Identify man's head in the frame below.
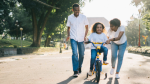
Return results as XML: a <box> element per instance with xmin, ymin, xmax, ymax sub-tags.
<box><xmin>72</xmin><ymin>3</ymin><xmax>80</xmax><ymax>17</ymax></box>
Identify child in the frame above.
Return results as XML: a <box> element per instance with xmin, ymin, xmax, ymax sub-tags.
<box><xmin>87</xmin><ymin>22</ymin><xmax>108</xmax><ymax>76</ymax></box>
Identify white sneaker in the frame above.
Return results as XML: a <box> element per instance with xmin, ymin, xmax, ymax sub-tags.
<box><xmin>115</xmin><ymin>74</ymin><xmax>120</xmax><ymax>79</ymax></box>
<box><xmin>73</xmin><ymin>74</ymin><xmax>78</xmax><ymax>77</ymax></box>
<box><xmin>110</xmin><ymin>68</ymin><xmax>115</xmax><ymax>75</ymax></box>
<box><xmin>88</xmin><ymin>71</ymin><xmax>92</xmax><ymax>76</ymax></box>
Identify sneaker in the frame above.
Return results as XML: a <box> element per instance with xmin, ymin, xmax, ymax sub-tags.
<box><xmin>103</xmin><ymin>61</ymin><xmax>109</xmax><ymax>65</ymax></box>
<box><xmin>73</xmin><ymin>71</ymin><xmax>78</xmax><ymax>77</ymax></box>
<box><xmin>79</xmin><ymin>68</ymin><xmax>81</xmax><ymax>74</ymax></box>
<box><xmin>115</xmin><ymin>74</ymin><xmax>120</xmax><ymax>79</ymax></box>
<box><xmin>88</xmin><ymin>71</ymin><xmax>92</xmax><ymax>76</ymax></box>
<box><xmin>110</xmin><ymin>68</ymin><xmax>115</xmax><ymax>75</ymax></box>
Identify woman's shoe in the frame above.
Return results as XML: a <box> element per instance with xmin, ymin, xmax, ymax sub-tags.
<box><xmin>110</xmin><ymin>68</ymin><xmax>115</xmax><ymax>75</ymax></box>
<box><xmin>115</xmin><ymin>74</ymin><xmax>120</xmax><ymax>79</ymax></box>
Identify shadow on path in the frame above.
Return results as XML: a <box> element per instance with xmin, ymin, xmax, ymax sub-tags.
<box><xmin>57</xmin><ymin>76</ymin><xmax>76</xmax><ymax>84</ymax></box>
<box><xmin>83</xmin><ymin>78</ymin><xmax>98</xmax><ymax>84</ymax></box>
<box><xmin>107</xmin><ymin>77</ymin><xmax>119</xmax><ymax>84</ymax></box>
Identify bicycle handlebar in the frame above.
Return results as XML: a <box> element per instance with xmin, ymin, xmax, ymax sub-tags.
<box><xmin>85</xmin><ymin>40</ymin><xmax>111</xmax><ymax>48</ymax></box>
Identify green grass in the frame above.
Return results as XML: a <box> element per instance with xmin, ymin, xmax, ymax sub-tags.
<box><xmin>0</xmin><ymin>39</ymin><xmax>32</xmax><ymax>48</ymax></box>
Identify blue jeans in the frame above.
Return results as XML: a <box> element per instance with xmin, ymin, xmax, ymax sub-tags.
<box><xmin>90</xmin><ymin>46</ymin><xmax>108</xmax><ymax>70</ymax></box>
<box><xmin>111</xmin><ymin>41</ymin><xmax>127</xmax><ymax>72</ymax></box>
<box><xmin>70</xmin><ymin>39</ymin><xmax>85</xmax><ymax>71</ymax></box>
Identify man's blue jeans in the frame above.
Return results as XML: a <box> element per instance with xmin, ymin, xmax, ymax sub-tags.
<box><xmin>111</xmin><ymin>41</ymin><xmax>127</xmax><ymax>72</ymax></box>
<box><xmin>70</xmin><ymin>39</ymin><xmax>85</xmax><ymax>71</ymax></box>
<box><xmin>90</xmin><ymin>46</ymin><xmax>108</xmax><ymax>70</ymax></box>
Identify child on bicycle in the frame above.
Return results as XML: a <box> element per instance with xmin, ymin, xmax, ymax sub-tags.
<box><xmin>86</xmin><ymin>22</ymin><xmax>109</xmax><ymax>76</ymax></box>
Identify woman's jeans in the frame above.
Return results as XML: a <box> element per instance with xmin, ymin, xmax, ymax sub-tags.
<box><xmin>90</xmin><ymin>46</ymin><xmax>108</xmax><ymax>70</ymax></box>
<box><xmin>70</xmin><ymin>39</ymin><xmax>85</xmax><ymax>71</ymax></box>
<box><xmin>111</xmin><ymin>41</ymin><xmax>127</xmax><ymax>72</ymax></box>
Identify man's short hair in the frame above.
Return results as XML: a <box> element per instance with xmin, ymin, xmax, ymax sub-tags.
<box><xmin>73</xmin><ymin>3</ymin><xmax>79</xmax><ymax>9</ymax></box>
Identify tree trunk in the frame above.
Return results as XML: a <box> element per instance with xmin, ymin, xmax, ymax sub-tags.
<box><xmin>37</xmin><ymin>2</ymin><xmax>57</xmax><ymax>47</ymax></box>
<box><xmin>44</xmin><ymin>34</ymin><xmax>51</xmax><ymax>47</ymax></box>
<box><xmin>30</xmin><ymin>9</ymin><xmax>38</xmax><ymax>47</ymax></box>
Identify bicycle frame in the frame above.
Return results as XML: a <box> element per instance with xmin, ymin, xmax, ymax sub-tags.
<box><xmin>86</xmin><ymin>41</ymin><xmax>106</xmax><ymax>73</ymax></box>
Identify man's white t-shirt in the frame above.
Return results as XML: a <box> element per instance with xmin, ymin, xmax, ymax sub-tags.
<box><xmin>88</xmin><ymin>32</ymin><xmax>108</xmax><ymax>49</ymax></box>
<box><xmin>66</xmin><ymin>13</ymin><xmax>89</xmax><ymax>42</ymax></box>
<box><xmin>107</xmin><ymin>26</ymin><xmax>127</xmax><ymax>44</ymax></box>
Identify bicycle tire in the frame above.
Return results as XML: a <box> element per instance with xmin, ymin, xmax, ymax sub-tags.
<box><xmin>96</xmin><ymin>61</ymin><xmax>101</xmax><ymax>83</ymax></box>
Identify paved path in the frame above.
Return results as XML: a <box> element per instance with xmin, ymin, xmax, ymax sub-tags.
<box><xmin>0</xmin><ymin>49</ymin><xmax>150</xmax><ymax>84</ymax></box>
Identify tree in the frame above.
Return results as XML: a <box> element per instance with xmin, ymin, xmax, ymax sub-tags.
<box><xmin>17</xmin><ymin>0</ymin><xmax>80</xmax><ymax>47</ymax></box>
<box><xmin>18</xmin><ymin>0</ymin><xmax>92</xmax><ymax>47</ymax></box>
<box><xmin>0</xmin><ymin>0</ymin><xmax>17</xmax><ymax>34</ymax></box>
<box><xmin>7</xmin><ymin>4</ymin><xmax>32</xmax><ymax>39</ymax></box>
<box><xmin>132</xmin><ymin>0</ymin><xmax>150</xmax><ymax>31</ymax></box>
<box><xmin>126</xmin><ymin>18</ymin><xmax>149</xmax><ymax>46</ymax></box>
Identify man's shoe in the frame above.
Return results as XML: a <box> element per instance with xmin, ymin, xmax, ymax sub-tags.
<box><xmin>79</xmin><ymin>68</ymin><xmax>81</xmax><ymax>74</ymax></box>
<box><xmin>73</xmin><ymin>71</ymin><xmax>78</xmax><ymax>77</ymax></box>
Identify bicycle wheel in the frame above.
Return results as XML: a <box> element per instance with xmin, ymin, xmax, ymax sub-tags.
<box><xmin>96</xmin><ymin>61</ymin><xmax>101</xmax><ymax>83</ymax></box>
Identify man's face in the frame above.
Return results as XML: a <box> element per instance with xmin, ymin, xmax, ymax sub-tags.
<box><xmin>73</xmin><ymin>7</ymin><xmax>80</xmax><ymax>16</ymax></box>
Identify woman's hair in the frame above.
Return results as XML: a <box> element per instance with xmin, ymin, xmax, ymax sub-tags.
<box><xmin>110</xmin><ymin>18</ymin><xmax>121</xmax><ymax>27</ymax></box>
<box><xmin>91</xmin><ymin>22</ymin><xmax>107</xmax><ymax>35</ymax></box>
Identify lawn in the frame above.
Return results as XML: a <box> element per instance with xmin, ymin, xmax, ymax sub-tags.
<box><xmin>0</xmin><ymin>39</ymin><xmax>32</xmax><ymax>48</ymax></box>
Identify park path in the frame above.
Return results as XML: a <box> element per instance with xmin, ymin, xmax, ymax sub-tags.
<box><xmin>0</xmin><ymin>49</ymin><xmax>150</xmax><ymax>84</ymax></box>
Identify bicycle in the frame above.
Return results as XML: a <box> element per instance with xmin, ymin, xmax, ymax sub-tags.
<box><xmin>85</xmin><ymin>40</ymin><xmax>109</xmax><ymax>83</ymax></box>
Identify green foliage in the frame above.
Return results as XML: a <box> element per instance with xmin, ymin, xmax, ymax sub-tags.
<box><xmin>0</xmin><ymin>39</ymin><xmax>32</xmax><ymax>48</ymax></box>
<box><xmin>132</xmin><ymin>0</ymin><xmax>150</xmax><ymax>31</ymax></box>
<box><xmin>126</xmin><ymin>18</ymin><xmax>150</xmax><ymax>46</ymax></box>
<box><xmin>0</xmin><ymin>0</ymin><xmax>17</xmax><ymax>34</ymax></box>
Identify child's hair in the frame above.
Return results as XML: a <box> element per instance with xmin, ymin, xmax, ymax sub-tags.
<box><xmin>110</xmin><ymin>18</ymin><xmax>121</xmax><ymax>27</ymax></box>
<box><xmin>72</xmin><ymin>3</ymin><xmax>79</xmax><ymax>9</ymax></box>
<box><xmin>91</xmin><ymin>22</ymin><xmax>107</xmax><ymax>35</ymax></box>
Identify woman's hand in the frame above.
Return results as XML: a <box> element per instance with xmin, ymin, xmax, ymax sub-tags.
<box><xmin>106</xmin><ymin>39</ymin><xmax>111</xmax><ymax>44</ymax></box>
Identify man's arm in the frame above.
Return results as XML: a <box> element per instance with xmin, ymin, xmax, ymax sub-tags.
<box><xmin>84</xmin><ymin>25</ymin><xmax>88</xmax><ymax>41</ymax></box>
<box><xmin>66</xmin><ymin>27</ymin><xmax>70</xmax><ymax>41</ymax></box>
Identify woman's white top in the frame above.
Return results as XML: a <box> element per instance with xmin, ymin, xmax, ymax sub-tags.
<box><xmin>107</xmin><ymin>26</ymin><xmax>127</xmax><ymax>44</ymax></box>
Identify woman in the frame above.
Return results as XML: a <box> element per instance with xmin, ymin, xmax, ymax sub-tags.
<box><xmin>106</xmin><ymin>18</ymin><xmax>127</xmax><ymax>79</ymax></box>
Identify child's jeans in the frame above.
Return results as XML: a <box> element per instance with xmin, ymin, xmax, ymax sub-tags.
<box><xmin>90</xmin><ymin>46</ymin><xmax>108</xmax><ymax>70</ymax></box>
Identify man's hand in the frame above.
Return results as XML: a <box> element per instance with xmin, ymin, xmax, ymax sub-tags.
<box><xmin>66</xmin><ymin>36</ymin><xmax>70</xmax><ymax>41</ymax></box>
<box><xmin>106</xmin><ymin>39</ymin><xmax>111</xmax><ymax>44</ymax></box>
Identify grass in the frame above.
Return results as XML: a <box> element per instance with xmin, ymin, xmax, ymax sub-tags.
<box><xmin>0</xmin><ymin>39</ymin><xmax>32</xmax><ymax>48</ymax></box>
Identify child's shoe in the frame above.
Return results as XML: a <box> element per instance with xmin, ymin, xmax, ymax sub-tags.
<box><xmin>103</xmin><ymin>61</ymin><xmax>109</xmax><ymax>65</ymax></box>
<box><xmin>88</xmin><ymin>70</ymin><xmax>92</xmax><ymax>76</ymax></box>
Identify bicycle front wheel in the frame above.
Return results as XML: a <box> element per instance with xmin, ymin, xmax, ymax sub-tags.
<box><xmin>96</xmin><ymin>61</ymin><xmax>101</xmax><ymax>83</ymax></box>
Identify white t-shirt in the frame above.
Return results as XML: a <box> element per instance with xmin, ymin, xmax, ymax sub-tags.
<box><xmin>88</xmin><ymin>32</ymin><xmax>108</xmax><ymax>49</ymax></box>
<box><xmin>107</xmin><ymin>26</ymin><xmax>127</xmax><ymax>44</ymax></box>
<box><xmin>66</xmin><ymin>13</ymin><xmax>89</xmax><ymax>42</ymax></box>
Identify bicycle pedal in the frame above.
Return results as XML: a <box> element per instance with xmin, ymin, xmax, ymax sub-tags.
<box><xmin>102</xmin><ymin>63</ymin><xmax>108</xmax><ymax>65</ymax></box>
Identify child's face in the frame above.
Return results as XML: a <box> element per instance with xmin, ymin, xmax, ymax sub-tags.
<box><xmin>96</xmin><ymin>24</ymin><xmax>103</xmax><ymax>34</ymax></box>
<box><xmin>73</xmin><ymin>7</ymin><xmax>80</xmax><ymax>16</ymax></box>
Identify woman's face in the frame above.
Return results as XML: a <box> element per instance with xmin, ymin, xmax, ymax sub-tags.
<box><xmin>96</xmin><ymin>24</ymin><xmax>103</xmax><ymax>34</ymax></box>
<box><xmin>110</xmin><ymin>24</ymin><xmax>118</xmax><ymax>32</ymax></box>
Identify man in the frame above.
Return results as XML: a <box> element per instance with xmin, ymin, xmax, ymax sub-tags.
<box><xmin>66</xmin><ymin>3</ymin><xmax>89</xmax><ymax>77</ymax></box>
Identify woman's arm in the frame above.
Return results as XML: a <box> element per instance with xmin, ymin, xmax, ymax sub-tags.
<box><xmin>110</xmin><ymin>31</ymin><xmax>124</xmax><ymax>41</ymax></box>
<box><xmin>106</xmin><ymin>31</ymin><xmax>124</xmax><ymax>43</ymax></box>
